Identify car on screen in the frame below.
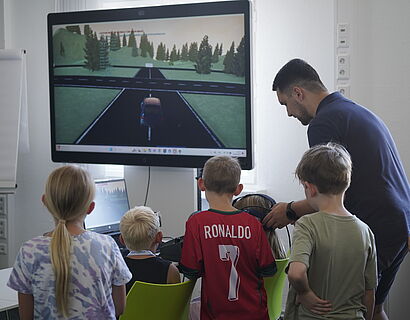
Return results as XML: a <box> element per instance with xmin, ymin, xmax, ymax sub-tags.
<box><xmin>140</xmin><ymin>97</ymin><xmax>163</xmax><ymax>128</ymax></box>
<box><xmin>140</xmin><ymin>97</ymin><xmax>163</xmax><ymax>142</ymax></box>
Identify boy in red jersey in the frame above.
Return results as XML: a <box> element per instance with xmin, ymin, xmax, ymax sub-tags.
<box><xmin>179</xmin><ymin>156</ymin><xmax>276</xmax><ymax>320</ymax></box>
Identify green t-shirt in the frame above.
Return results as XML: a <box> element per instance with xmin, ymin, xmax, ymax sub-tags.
<box><xmin>284</xmin><ymin>211</ymin><xmax>377</xmax><ymax>320</ymax></box>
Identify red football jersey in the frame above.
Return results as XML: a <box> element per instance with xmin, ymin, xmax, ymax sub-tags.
<box><xmin>180</xmin><ymin>209</ymin><xmax>276</xmax><ymax>320</ymax></box>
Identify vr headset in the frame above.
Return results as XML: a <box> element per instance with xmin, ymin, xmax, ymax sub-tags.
<box><xmin>232</xmin><ymin>193</ymin><xmax>276</xmax><ymax>229</ymax></box>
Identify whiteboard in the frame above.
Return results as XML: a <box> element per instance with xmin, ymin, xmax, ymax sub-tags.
<box><xmin>0</xmin><ymin>49</ymin><xmax>27</xmax><ymax>190</ymax></box>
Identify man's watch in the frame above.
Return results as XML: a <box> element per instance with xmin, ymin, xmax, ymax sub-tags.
<box><xmin>286</xmin><ymin>201</ymin><xmax>298</xmax><ymax>221</ymax></box>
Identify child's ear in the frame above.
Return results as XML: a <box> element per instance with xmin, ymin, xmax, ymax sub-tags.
<box><xmin>305</xmin><ymin>182</ymin><xmax>318</xmax><ymax>198</ymax></box>
<box><xmin>119</xmin><ymin>234</ymin><xmax>125</xmax><ymax>246</ymax></box>
<box><xmin>155</xmin><ymin>231</ymin><xmax>163</xmax><ymax>244</ymax></box>
<box><xmin>198</xmin><ymin>178</ymin><xmax>206</xmax><ymax>191</ymax></box>
<box><xmin>87</xmin><ymin>201</ymin><xmax>95</xmax><ymax>214</ymax></box>
<box><xmin>233</xmin><ymin>183</ymin><xmax>243</xmax><ymax>196</ymax></box>
<box><xmin>41</xmin><ymin>194</ymin><xmax>46</xmax><ymax>205</ymax></box>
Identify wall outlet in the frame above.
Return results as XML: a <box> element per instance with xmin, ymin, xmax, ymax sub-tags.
<box><xmin>0</xmin><ymin>194</ymin><xmax>6</xmax><ymax>215</ymax></box>
<box><xmin>337</xmin><ymin>54</ymin><xmax>350</xmax><ymax>80</ymax></box>
<box><xmin>337</xmin><ymin>23</ymin><xmax>350</xmax><ymax>48</ymax></box>
<box><xmin>0</xmin><ymin>218</ymin><xmax>7</xmax><ymax>239</ymax></box>
<box><xmin>337</xmin><ymin>54</ymin><xmax>350</xmax><ymax>67</ymax></box>
<box><xmin>337</xmin><ymin>36</ymin><xmax>349</xmax><ymax>48</ymax></box>
<box><xmin>0</xmin><ymin>243</ymin><xmax>7</xmax><ymax>255</ymax></box>
<box><xmin>337</xmin><ymin>23</ymin><xmax>350</xmax><ymax>37</ymax></box>
<box><xmin>337</xmin><ymin>66</ymin><xmax>350</xmax><ymax>80</ymax></box>
<box><xmin>336</xmin><ymin>85</ymin><xmax>351</xmax><ymax>98</ymax></box>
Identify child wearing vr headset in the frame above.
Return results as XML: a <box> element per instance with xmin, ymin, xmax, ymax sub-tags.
<box><xmin>119</xmin><ymin>206</ymin><xmax>180</xmax><ymax>292</ymax></box>
<box><xmin>180</xmin><ymin>156</ymin><xmax>276</xmax><ymax>320</ymax></box>
<box><xmin>232</xmin><ymin>194</ymin><xmax>287</xmax><ymax>259</ymax></box>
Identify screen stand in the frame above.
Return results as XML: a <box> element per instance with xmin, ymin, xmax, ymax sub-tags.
<box><xmin>196</xmin><ymin>168</ymin><xmax>202</xmax><ymax>212</ymax></box>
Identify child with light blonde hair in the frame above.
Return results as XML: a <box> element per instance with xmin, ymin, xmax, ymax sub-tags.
<box><xmin>120</xmin><ymin>206</ymin><xmax>180</xmax><ymax>292</ymax></box>
<box><xmin>7</xmin><ymin>165</ymin><xmax>132</xmax><ymax>319</ymax></box>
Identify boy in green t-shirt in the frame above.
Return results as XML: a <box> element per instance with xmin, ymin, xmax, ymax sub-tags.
<box><xmin>285</xmin><ymin>143</ymin><xmax>377</xmax><ymax>320</ymax></box>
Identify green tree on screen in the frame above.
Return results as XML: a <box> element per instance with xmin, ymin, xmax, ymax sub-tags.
<box><xmin>122</xmin><ymin>33</ymin><xmax>127</xmax><ymax>47</ymax></box>
<box><xmin>84</xmin><ymin>32</ymin><xmax>100</xmax><ymax>71</ymax></box>
<box><xmin>84</xmin><ymin>25</ymin><xmax>92</xmax><ymax>37</ymax></box>
<box><xmin>128</xmin><ymin>29</ymin><xmax>137</xmax><ymax>48</ymax></box>
<box><xmin>188</xmin><ymin>42</ymin><xmax>198</xmax><ymax>62</ymax></box>
<box><xmin>195</xmin><ymin>35</ymin><xmax>212</xmax><ymax>74</ymax></box>
<box><xmin>232</xmin><ymin>36</ymin><xmax>245</xmax><ymax>76</ymax></box>
<box><xmin>99</xmin><ymin>35</ymin><xmax>109</xmax><ymax>69</ymax></box>
<box><xmin>181</xmin><ymin>43</ymin><xmax>188</xmax><ymax>61</ymax></box>
<box><xmin>66</xmin><ymin>25</ymin><xmax>81</xmax><ymax>35</ymax></box>
<box><xmin>223</xmin><ymin>41</ymin><xmax>235</xmax><ymax>74</ymax></box>
<box><xmin>212</xmin><ymin>43</ymin><xmax>219</xmax><ymax>63</ymax></box>
<box><xmin>170</xmin><ymin>45</ymin><xmax>177</xmax><ymax>62</ymax></box>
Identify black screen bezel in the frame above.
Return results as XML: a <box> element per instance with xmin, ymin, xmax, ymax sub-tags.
<box><xmin>47</xmin><ymin>0</ymin><xmax>253</xmax><ymax>169</ymax></box>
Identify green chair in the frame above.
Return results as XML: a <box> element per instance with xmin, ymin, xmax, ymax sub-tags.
<box><xmin>264</xmin><ymin>258</ymin><xmax>290</xmax><ymax>320</ymax></box>
<box><xmin>119</xmin><ymin>279</ymin><xmax>196</xmax><ymax>320</ymax></box>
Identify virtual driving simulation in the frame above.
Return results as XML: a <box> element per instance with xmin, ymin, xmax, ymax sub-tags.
<box><xmin>51</xmin><ymin>14</ymin><xmax>247</xmax><ymax>150</ymax></box>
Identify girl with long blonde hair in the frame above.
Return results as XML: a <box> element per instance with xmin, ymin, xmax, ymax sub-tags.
<box><xmin>8</xmin><ymin>166</ymin><xmax>131</xmax><ymax>319</ymax></box>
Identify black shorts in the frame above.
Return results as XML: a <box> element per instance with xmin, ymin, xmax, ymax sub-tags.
<box><xmin>375</xmin><ymin>241</ymin><xmax>408</xmax><ymax>305</ymax></box>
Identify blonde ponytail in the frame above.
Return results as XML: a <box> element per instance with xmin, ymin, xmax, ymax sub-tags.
<box><xmin>267</xmin><ymin>230</ymin><xmax>287</xmax><ymax>259</ymax></box>
<box><xmin>50</xmin><ymin>221</ymin><xmax>71</xmax><ymax>317</ymax></box>
<box><xmin>43</xmin><ymin>165</ymin><xmax>95</xmax><ymax>317</ymax></box>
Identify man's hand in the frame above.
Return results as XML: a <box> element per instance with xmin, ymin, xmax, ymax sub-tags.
<box><xmin>296</xmin><ymin>290</ymin><xmax>332</xmax><ymax>315</ymax></box>
<box><xmin>262</xmin><ymin>202</ymin><xmax>292</xmax><ymax>229</ymax></box>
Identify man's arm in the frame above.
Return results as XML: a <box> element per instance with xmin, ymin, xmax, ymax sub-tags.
<box><xmin>18</xmin><ymin>292</ymin><xmax>34</xmax><ymax>320</ymax></box>
<box><xmin>362</xmin><ymin>289</ymin><xmax>375</xmax><ymax>320</ymax></box>
<box><xmin>288</xmin><ymin>262</ymin><xmax>332</xmax><ymax>315</ymax></box>
<box><xmin>263</xmin><ymin>199</ymin><xmax>315</xmax><ymax>229</ymax></box>
<box><xmin>112</xmin><ymin>284</ymin><xmax>126</xmax><ymax>317</ymax></box>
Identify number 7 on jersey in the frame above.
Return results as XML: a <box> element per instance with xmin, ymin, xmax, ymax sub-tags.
<box><xmin>219</xmin><ymin>245</ymin><xmax>240</xmax><ymax>301</ymax></box>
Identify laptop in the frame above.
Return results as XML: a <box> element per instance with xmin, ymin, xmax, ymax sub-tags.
<box><xmin>85</xmin><ymin>179</ymin><xmax>130</xmax><ymax>252</ymax></box>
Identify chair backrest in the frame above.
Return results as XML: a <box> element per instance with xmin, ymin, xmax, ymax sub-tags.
<box><xmin>264</xmin><ymin>258</ymin><xmax>290</xmax><ymax>320</ymax></box>
<box><xmin>119</xmin><ymin>279</ymin><xmax>196</xmax><ymax>320</ymax></box>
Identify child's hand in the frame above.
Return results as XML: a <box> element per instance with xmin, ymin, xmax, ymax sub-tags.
<box><xmin>296</xmin><ymin>290</ymin><xmax>332</xmax><ymax>315</ymax></box>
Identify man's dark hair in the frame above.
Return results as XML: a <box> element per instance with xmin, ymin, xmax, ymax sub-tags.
<box><xmin>272</xmin><ymin>58</ymin><xmax>327</xmax><ymax>94</ymax></box>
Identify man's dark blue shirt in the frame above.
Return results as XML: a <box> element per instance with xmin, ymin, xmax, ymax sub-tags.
<box><xmin>308</xmin><ymin>92</ymin><xmax>410</xmax><ymax>250</ymax></box>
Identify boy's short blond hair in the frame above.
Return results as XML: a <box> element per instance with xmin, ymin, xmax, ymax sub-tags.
<box><xmin>120</xmin><ymin>206</ymin><xmax>160</xmax><ymax>251</ymax></box>
<box><xmin>296</xmin><ymin>142</ymin><xmax>352</xmax><ymax>195</ymax></box>
<box><xmin>202</xmin><ymin>156</ymin><xmax>241</xmax><ymax>194</ymax></box>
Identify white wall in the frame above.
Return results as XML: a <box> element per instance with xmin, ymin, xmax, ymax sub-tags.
<box><xmin>3</xmin><ymin>0</ymin><xmax>56</xmax><ymax>266</ymax></box>
<box><xmin>0</xmin><ymin>0</ymin><xmax>4</xmax><ymax>49</ymax></box>
<box><xmin>337</xmin><ymin>1</ymin><xmax>410</xmax><ymax>317</ymax></box>
<box><xmin>253</xmin><ymin>0</ymin><xmax>335</xmax><ymax>201</ymax></box>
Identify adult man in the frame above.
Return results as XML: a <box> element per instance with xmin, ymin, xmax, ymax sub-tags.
<box><xmin>264</xmin><ymin>58</ymin><xmax>410</xmax><ymax>320</ymax></box>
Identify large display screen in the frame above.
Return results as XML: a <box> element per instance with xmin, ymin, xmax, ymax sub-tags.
<box><xmin>47</xmin><ymin>0</ymin><xmax>253</xmax><ymax>169</ymax></box>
